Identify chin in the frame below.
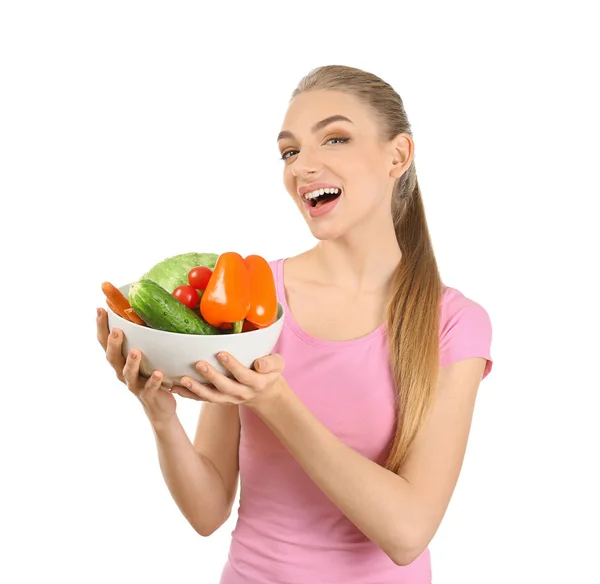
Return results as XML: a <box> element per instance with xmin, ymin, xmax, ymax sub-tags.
<box><xmin>307</xmin><ymin>222</ymin><xmax>347</xmax><ymax>241</ymax></box>
<box><xmin>299</xmin><ymin>199</ymin><xmax>365</xmax><ymax>241</ymax></box>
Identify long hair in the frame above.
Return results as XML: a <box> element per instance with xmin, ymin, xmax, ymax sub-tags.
<box><xmin>292</xmin><ymin>65</ymin><xmax>442</xmax><ymax>472</ymax></box>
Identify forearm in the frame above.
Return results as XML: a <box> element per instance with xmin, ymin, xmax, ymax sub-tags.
<box><xmin>151</xmin><ymin>416</ymin><xmax>230</xmax><ymax>536</ymax></box>
<box><xmin>252</xmin><ymin>386</ymin><xmax>420</xmax><ymax>563</ymax></box>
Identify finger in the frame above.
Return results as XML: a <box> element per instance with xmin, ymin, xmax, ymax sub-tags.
<box><xmin>140</xmin><ymin>371</ymin><xmax>174</xmax><ymax>390</ymax></box>
<box><xmin>253</xmin><ymin>353</ymin><xmax>285</xmax><ymax>374</ymax></box>
<box><xmin>215</xmin><ymin>352</ymin><xmax>258</xmax><ymax>386</ymax></box>
<box><xmin>139</xmin><ymin>372</ymin><xmax>186</xmax><ymax>397</ymax></box>
<box><xmin>140</xmin><ymin>370</ymin><xmax>163</xmax><ymax>397</ymax></box>
<box><xmin>97</xmin><ymin>308</ymin><xmax>109</xmax><ymax>351</ymax></box>
<box><xmin>180</xmin><ymin>373</ymin><xmax>245</xmax><ymax>404</ymax></box>
<box><xmin>196</xmin><ymin>361</ymin><xmax>254</xmax><ymax>400</ymax></box>
<box><xmin>170</xmin><ymin>385</ymin><xmax>204</xmax><ymax>401</ymax></box>
<box><xmin>106</xmin><ymin>328</ymin><xmax>127</xmax><ymax>381</ymax></box>
<box><xmin>122</xmin><ymin>348</ymin><xmax>141</xmax><ymax>388</ymax></box>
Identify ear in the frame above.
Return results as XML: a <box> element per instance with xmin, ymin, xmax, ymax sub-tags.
<box><xmin>389</xmin><ymin>133</ymin><xmax>414</xmax><ymax>179</ymax></box>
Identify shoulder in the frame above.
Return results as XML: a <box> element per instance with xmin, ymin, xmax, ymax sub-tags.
<box><xmin>268</xmin><ymin>258</ymin><xmax>284</xmax><ymax>269</ymax></box>
<box><xmin>440</xmin><ymin>285</ymin><xmax>492</xmax><ymax>334</ymax></box>
<box><xmin>267</xmin><ymin>258</ymin><xmax>285</xmax><ymax>281</ymax></box>
<box><xmin>268</xmin><ymin>255</ymin><xmax>306</xmax><ymax>283</ymax></box>
<box><xmin>439</xmin><ymin>285</ymin><xmax>493</xmax><ymax>378</ymax></box>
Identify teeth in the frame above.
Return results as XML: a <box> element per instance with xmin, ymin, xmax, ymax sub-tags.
<box><xmin>304</xmin><ymin>187</ymin><xmax>340</xmax><ymax>200</ymax></box>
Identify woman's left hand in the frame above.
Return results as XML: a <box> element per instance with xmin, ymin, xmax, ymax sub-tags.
<box><xmin>180</xmin><ymin>352</ymin><xmax>287</xmax><ymax>410</ymax></box>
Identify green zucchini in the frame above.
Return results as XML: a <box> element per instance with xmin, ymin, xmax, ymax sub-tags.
<box><xmin>129</xmin><ymin>279</ymin><xmax>220</xmax><ymax>335</ymax></box>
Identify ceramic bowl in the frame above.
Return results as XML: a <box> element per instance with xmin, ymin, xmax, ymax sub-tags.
<box><xmin>106</xmin><ymin>283</ymin><xmax>285</xmax><ymax>387</ymax></box>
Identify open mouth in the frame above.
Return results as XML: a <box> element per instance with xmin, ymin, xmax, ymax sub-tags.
<box><xmin>303</xmin><ymin>187</ymin><xmax>342</xmax><ymax>208</ymax></box>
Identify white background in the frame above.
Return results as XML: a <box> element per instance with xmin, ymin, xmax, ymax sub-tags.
<box><xmin>1</xmin><ymin>1</ymin><xmax>599</xmax><ymax>583</ymax></box>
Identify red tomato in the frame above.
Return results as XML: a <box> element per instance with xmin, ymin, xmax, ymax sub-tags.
<box><xmin>172</xmin><ymin>285</ymin><xmax>199</xmax><ymax>309</ymax></box>
<box><xmin>188</xmin><ymin>266</ymin><xmax>213</xmax><ymax>291</ymax></box>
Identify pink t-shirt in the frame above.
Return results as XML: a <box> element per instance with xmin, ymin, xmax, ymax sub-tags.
<box><xmin>219</xmin><ymin>258</ymin><xmax>493</xmax><ymax>584</ymax></box>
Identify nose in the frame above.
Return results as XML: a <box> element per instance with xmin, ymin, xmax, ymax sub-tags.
<box><xmin>291</xmin><ymin>146</ymin><xmax>322</xmax><ymax>179</ymax></box>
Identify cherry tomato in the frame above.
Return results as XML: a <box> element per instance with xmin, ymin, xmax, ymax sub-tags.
<box><xmin>188</xmin><ymin>266</ymin><xmax>213</xmax><ymax>291</ymax></box>
<box><xmin>172</xmin><ymin>285</ymin><xmax>199</xmax><ymax>309</ymax></box>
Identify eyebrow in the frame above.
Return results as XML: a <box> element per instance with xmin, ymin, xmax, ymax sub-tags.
<box><xmin>277</xmin><ymin>114</ymin><xmax>354</xmax><ymax>142</ymax></box>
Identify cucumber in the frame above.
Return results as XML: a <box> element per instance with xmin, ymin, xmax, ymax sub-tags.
<box><xmin>129</xmin><ymin>279</ymin><xmax>220</xmax><ymax>335</ymax></box>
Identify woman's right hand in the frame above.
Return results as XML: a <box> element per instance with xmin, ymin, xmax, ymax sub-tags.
<box><xmin>96</xmin><ymin>307</ymin><xmax>202</xmax><ymax>427</ymax></box>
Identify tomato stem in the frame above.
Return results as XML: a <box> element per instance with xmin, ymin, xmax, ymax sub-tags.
<box><xmin>232</xmin><ymin>320</ymin><xmax>244</xmax><ymax>334</ymax></box>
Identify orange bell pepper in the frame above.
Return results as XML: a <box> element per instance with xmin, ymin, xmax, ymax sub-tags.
<box><xmin>244</xmin><ymin>254</ymin><xmax>278</xmax><ymax>329</ymax></box>
<box><xmin>200</xmin><ymin>252</ymin><xmax>277</xmax><ymax>333</ymax></box>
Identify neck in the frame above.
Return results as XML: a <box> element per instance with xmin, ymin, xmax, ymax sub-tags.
<box><xmin>310</xmin><ymin>204</ymin><xmax>401</xmax><ymax>293</ymax></box>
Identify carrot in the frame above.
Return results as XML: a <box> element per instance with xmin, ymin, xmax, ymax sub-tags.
<box><xmin>102</xmin><ymin>281</ymin><xmax>132</xmax><ymax>320</ymax></box>
<box><xmin>105</xmin><ymin>298</ymin><xmax>127</xmax><ymax>320</ymax></box>
<box><xmin>102</xmin><ymin>282</ymin><xmax>131</xmax><ymax>311</ymax></box>
<box><xmin>124</xmin><ymin>307</ymin><xmax>145</xmax><ymax>326</ymax></box>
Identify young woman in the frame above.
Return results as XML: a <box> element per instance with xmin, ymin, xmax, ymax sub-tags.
<box><xmin>97</xmin><ymin>65</ymin><xmax>493</xmax><ymax>583</ymax></box>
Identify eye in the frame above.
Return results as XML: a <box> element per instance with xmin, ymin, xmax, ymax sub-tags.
<box><xmin>326</xmin><ymin>137</ymin><xmax>349</xmax><ymax>145</ymax></box>
<box><xmin>279</xmin><ymin>137</ymin><xmax>349</xmax><ymax>162</ymax></box>
<box><xmin>280</xmin><ymin>149</ymin><xmax>298</xmax><ymax>161</ymax></box>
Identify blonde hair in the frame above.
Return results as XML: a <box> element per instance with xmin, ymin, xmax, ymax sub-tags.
<box><xmin>293</xmin><ymin>65</ymin><xmax>442</xmax><ymax>473</ymax></box>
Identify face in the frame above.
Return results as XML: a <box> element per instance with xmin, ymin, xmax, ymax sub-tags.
<box><xmin>277</xmin><ymin>89</ymin><xmax>412</xmax><ymax>241</ymax></box>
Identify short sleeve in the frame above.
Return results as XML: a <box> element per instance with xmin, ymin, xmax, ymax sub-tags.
<box><xmin>439</xmin><ymin>289</ymin><xmax>493</xmax><ymax>379</ymax></box>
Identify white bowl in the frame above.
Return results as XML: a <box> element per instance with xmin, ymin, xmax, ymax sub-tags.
<box><xmin>106</xmin><ymin>283</ymin><xmax>285</xmax><ymax>387</ymax></box>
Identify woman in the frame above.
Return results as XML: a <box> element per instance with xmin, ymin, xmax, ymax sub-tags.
<box><xmin>97</xmin><ymin>65</ymin><xmax>493</xmax><ymax>583</ymax></box>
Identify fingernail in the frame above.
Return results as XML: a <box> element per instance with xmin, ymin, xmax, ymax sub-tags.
<box><xmin>198</xmin><ymin>363</ymin><xmax>208</xmax><ymax>373</ymax></box>
<box><xmin>129</xmin><ymin>350</ymin><xmax>137</xmax><ymax>360</ymax></box>
<box><xmin>152</xmin><ymin>372</ymin><xmax>160</xmax><ymax>380</ymax></box>
<box><xmin>256</xmin><ymin>359</ymin><xmax>264</xmax><ymax>370</ymax></box>
<box><xmin>97</xmin><ymin>308</ymin><xmax>101</xmax><ymax>317</ymax></box>
<box><xmin>181</xmin><ymin>379</ymin><xmax>192</xmax><ymax>388</ymax></box>
<box><xmin>217</xmin><ymin>353</ymin><xmax>228</xmax><ymax>363</ymax></box>
<box><xmin>111</xmin><ymin>329</ymin><xmax>118</xmax><ymax>339</ymax></box>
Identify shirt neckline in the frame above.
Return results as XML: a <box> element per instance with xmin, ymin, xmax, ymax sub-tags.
<box><xmin>275</xmin><ymin>258</ymin><xmax>387</xmax><ymax>349</ymax></box>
